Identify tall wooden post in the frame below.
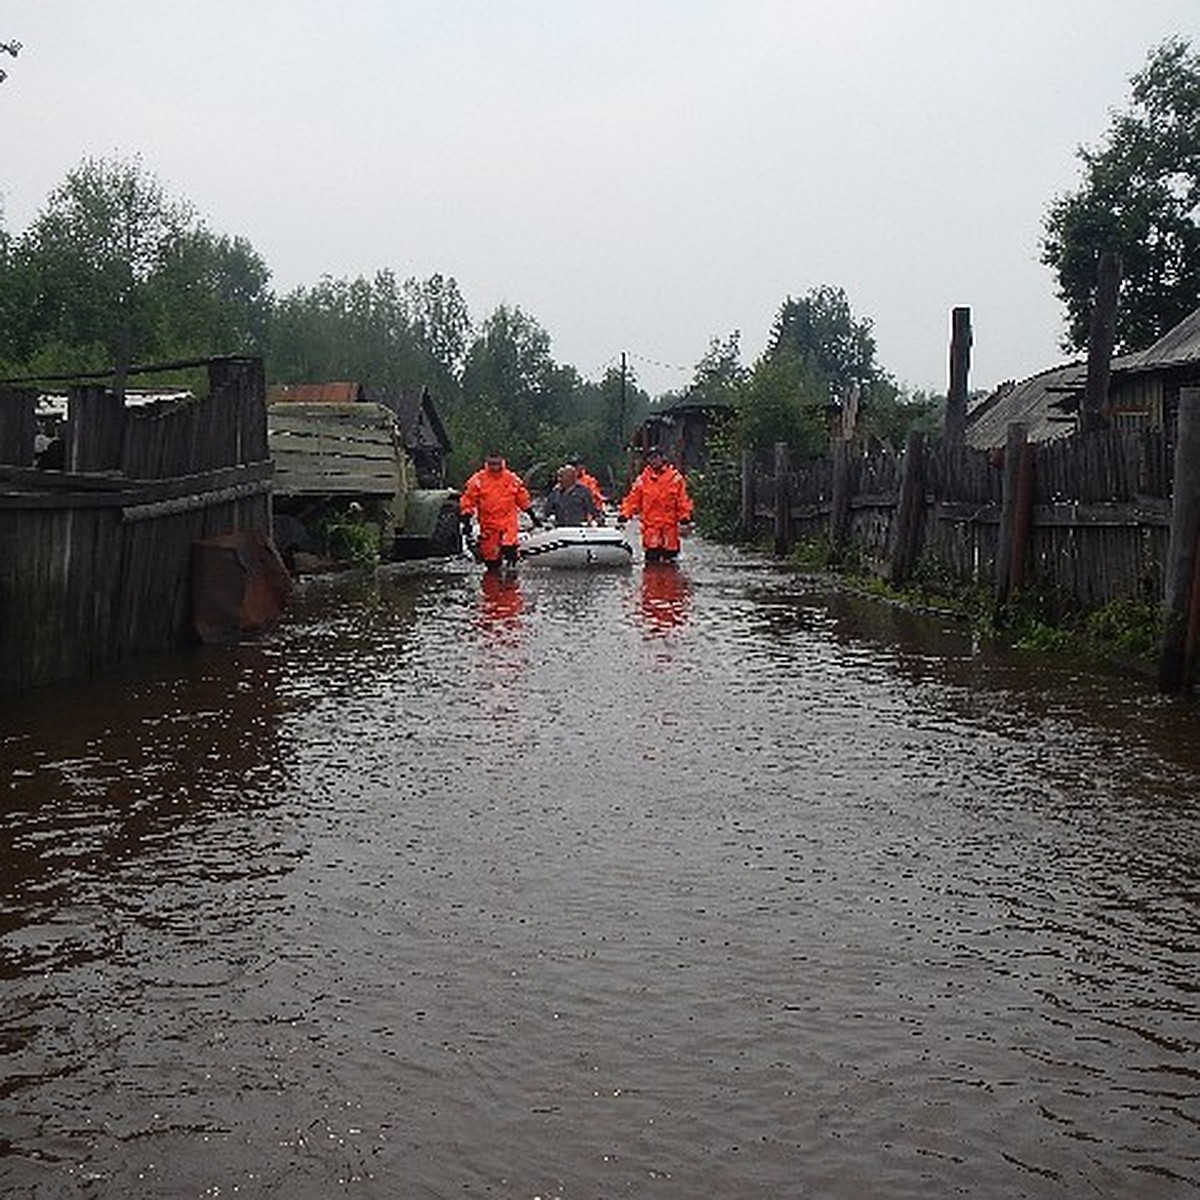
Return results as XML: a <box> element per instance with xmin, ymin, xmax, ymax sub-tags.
<box><xmin>1159</xmin><ymin>387</ymin><xmax>1200</xmax><ymax>693</ymax></box>
<box><xmin>739</xmin><ymin>448</ymin><xmax>756</xmax><ymax>542</ymax></box>
<box><xmin>994</xmin><ymin>422</ymin><xmax>1028</xmax><ymax>608</ymax></box>
<box><xmin>829</xmin><ymin>440</ymin><xmax>852</xmax><ymax>557</ymax></box>
<box><xmin>944</xmin><ymin>307</ymin><xmax>971</xmax><ymax>447</ymax></box>
<box><xmin>1009</xmin><ymin>438</ymin><xmax>1036</xmax><ymax>596</ymax></box>
<box><xmin>0</xmin><ymin>387</ymin><xmax>38</xmax><ymax>466</ymax></box>
<box><xmin>888</xmin><ymin>429</ymin><xmax>927</xmax><ymax>587</ymax></box>
<box><xmin>773</xmin><ymin>441</ymin><xmax>793</xmax><ymax>557</ymax></box>
<box><xmin>1081</xmin><ymin>250</ymin><xmax>1121</xmax><ymax>434</ymax></box>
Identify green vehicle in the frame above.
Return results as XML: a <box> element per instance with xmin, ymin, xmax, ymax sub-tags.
<box><xmin>267</xmin><ymin>400</ymin><xmax>460</xmax><ymax>570</ymax></box>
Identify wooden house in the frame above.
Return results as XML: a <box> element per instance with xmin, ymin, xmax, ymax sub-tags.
<box><xmin>966</xmin><ymin>305</ymin><xmax>1200</xmax><ymax>450</ymax></box>
<box><xmin>630</xmin><ymin>398</ymin><xmax>734</xmax><ymax>473</ymax></box>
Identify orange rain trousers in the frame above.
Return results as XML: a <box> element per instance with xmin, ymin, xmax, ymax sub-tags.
<box><xmin>619</xmin><ymin>464</ymin><xmax>693</xmax><ymax>552</ymax></box>
<box><xmin>460</xmin><ymin>464</ymin><xmax>531</xmax><ymax>563</ymax></box>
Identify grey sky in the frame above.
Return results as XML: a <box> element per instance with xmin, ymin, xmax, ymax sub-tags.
<box><xmin>2</xmin><ymin>1</ymin><xmax>1197</xmax><ymax>398</ymax></box>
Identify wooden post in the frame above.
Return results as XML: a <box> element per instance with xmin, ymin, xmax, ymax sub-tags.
<box><xmin>0</xmin><ymin>387</ymin><xmax>38</xmax><ymax>466</ymax></box>
<box><xmin>1159</xmin><ymin>387</ymin><xmax>1200</xmax><ymax>693</ymax></box>
<box><xmin>944</xmin><ymin>306</ymin><xmax>971</xmax><ymax>447</ymax></box>
<box><xmin>773</xmin><ymin>441</ymin><xmax>792</xmax><ymax>557</ymax></box>
<box><xmin>829</xmin><ymin>440</ymin><xmax>852</xmax><ymax>556</ymax></box>
<box><xmin>739</xmin><ymin>447</ymin><xmax>756</xmax><ymax>542</ymax></box>
<box><xmin>994</xmin><ymin>422</ymin><xmax>1028</xmax><ymax>608</ymax></box>
<box><xmin>888</xmin><ymin>429</ymin><xmax>927</xmax><ymax>587</ymax></box>
<box><xmin>68</xmin><ymin>385</ymin><xmax>125</xmax><ymax>473</ymax></box>
<box><xmin>1080</xmin><ymin>251</ymin><xmax>1121</xmax><ymax>435</ymax></box>
<box><xmin>1009</xmin><ymin>438</ymin><xmax>1036</xmax><ymax>595</ymax></box>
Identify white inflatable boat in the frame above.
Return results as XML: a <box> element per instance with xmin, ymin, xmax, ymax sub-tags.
<box><xmin>518</xmin><ymin>524</ymin><xmax>634</xmax><ymax>568</ymax></box>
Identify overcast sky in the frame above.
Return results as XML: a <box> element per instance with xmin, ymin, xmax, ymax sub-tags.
<box><xmin>2</xmin><ymin>1</ymin><xmax>1197</xmax><ymax>398</ymax></box>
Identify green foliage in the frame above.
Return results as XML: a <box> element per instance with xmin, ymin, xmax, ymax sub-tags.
<box><xmin>0</xmin><ymin>154</ymin><xmax>272</xmax><ymax>375</ymax></box>
<box><xmin>730</xmin><ymin>285</ymin><xmax>930</xmax><ymax>459</ymax></box>
<box><xmin>789</xmin><ymin>535</ymin><xmax>837</xmax><ymax>570</ymax></box>
<box><xmin>687</xmin><ymin>465</ymin><xmax>740</xmax><ymax>541</ymax></box>
<box><xmin>4</xmin><ymin>159</ymin><xmax>934</xmax><ymax>510</ymax></box>
<box><xmin>1042</xmin><ymin>37</ymin><xmax>1200</xmax><ymax>353</ymax></box>
<box><xmin>319</xmin><ymin>506</ymin><xmax>381</xmax><ymax>569</ymax></box>
<box><xmin>861</xmin><ymin>387</ymin><xmax>942</xmax><ymax>449</ymax></box>
<box><xmin>735</xmin><ymin>347</ymin><xmax>829</xmax><ymax>459</ymax></box>
<box><xmin>768</xmin><ymin>285</ymin><xmax>880</xmax><ymax>391</ymax></box>
<box><xmin>1010</xmin><ymin>617</ymin><xmax>1074</xmax><ymax>653</ymax></box>
<box><xmin>1083</xmin><ymin>597</ymin><xmax>1162</xmax><ymax>658</ymax></box>
<box><xmin>266</xmin><ymin>270</ymin><xmax>447</xmax><ymax>396</ymax></box>
<box><xmin>689</xmin><ymin>331</ymin><xmax>749</xmax><ymax>406</ymax></box>
<box><xmin>401</xmin><ymin>272</ymin><xmax>472</xmax><ymax>378</ymax></box>
<box><xmin>144</xmin><ymin>228</ymin><xmax>271</xmax><ymax>358</ymax></box>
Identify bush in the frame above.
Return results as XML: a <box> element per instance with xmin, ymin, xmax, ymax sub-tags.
<box><xmin>688</xmin><ymin>466</ymin><xmax>742</xmax><ymax>541</ymax></box>
<box><xmin>320</xmin><ymin>506</ymin><xmax>381</xmax><ymax>569</ymax></box>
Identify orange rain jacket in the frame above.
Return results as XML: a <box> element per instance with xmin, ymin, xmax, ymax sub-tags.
<box><xmin>576</xmin><ymin>467</ymin><xmax>605</xmax><ymax>510</ymax></box>
<box><xmin>460</xmin><ymin>462</ymin><xmax>532</xmax><ymax>560</ymax></box>
<box><xmin>619</xmin><ymin>463</ymin><xmax>694</xmax><ymax>552</ymax></box>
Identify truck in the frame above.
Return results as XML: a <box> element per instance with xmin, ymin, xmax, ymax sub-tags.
<box><xmin>266</xmin><ymin>399</ymin><xmax>460</xmax><ymax>571</ymax></box>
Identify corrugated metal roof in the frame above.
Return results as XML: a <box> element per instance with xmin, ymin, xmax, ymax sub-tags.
<box><xmin>965</xmin><ymin>363</ymin><xmax>1084</xmax><ymax>450</ymax></box>
<box><xmin>1112</xmin><ymin>306</ymin><xmax>1200</xmax><ymax>372</ymax></box>
<box><xmin>965</xmin><ymin>305</ymin><xmax>1200</xmax><ymax>449</ymax></box>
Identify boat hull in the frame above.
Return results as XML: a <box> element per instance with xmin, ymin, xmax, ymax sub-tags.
<box><xmin>518</xmin><ymin>525</ymin><xmax>634</xmax><ymax>568</ymax></box>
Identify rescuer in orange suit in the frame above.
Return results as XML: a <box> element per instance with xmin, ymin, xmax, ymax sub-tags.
<box><xmin>618</xmin><ymin>446</ymin><xmax>694</xmax><ymax>563</ymax></box>
<box><xmin>459</xmin><ymin>452</ymin><xmax>540</xmax><ymax>570</ymax></box>
<box><xmin>570</xmin><ymin>454</ymin><xmax>606</xmax><ymax>511</ymax></box>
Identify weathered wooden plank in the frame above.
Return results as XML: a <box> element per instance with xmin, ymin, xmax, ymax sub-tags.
<box><xmin>122</xmin><ymin>479</ymin><xmax>274</xmax><ymax>522</ymax></box>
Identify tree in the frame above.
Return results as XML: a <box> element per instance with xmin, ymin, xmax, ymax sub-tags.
<box><xmin>460</xmin><ymin>304</ymin><xmax>561</xmax><ymax>445</ymax></box>
<box><xmin>733</xmin><ymin>285</ymin><xmax>901</xmax><ymax>456</ymax></box>
<box><xmin>20</xmin><ymin>156</ymin><xmax>193</xmax><ymax>379</ymax></box>
<box><xmin>0</xmin><ymin>39</ymin><xmax>19</xmax><ymax>84</ymax></box>
<box><xmin>401</xmin><ymin>273</ymin><xmax>472</xmax><ymax>380</ymax></box>
<box><xmin>1042</xmin><ymin>38</ymin><xmax>1200</xmax><ymax>354</ymax></box>
<box><xmin>688</xmin><ymin>331</ymin><xmax>748</xmax><ymax>406</ymax></box>
<box><xmin>767</xmin><ymin>285</ymin><xmax>881</xmax><ymax>395</ymax></box>
<box><xmin>144</xmin><ymin>228</ymin><xmax>272</xmax><ymax>359</ymax></box>
<box><xmin>266</xmin><ymin>270</ymin><xmax>441</xmax><ymax>394</ymax></box>
<box><xmin>736</xmin><ymin>348</ymin><xmax>829</xmax><ymax>459</ymax></box>
<box><xmin>0</xmin><ymin>155</ymin><xmax>273</xmax><ymax>379</ymax></box>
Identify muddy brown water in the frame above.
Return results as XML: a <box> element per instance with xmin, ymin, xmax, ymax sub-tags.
<box><xmin>2</xmin><ymin>538</ymin><xmax>1198</xmax><ymax>1198</ymax></box>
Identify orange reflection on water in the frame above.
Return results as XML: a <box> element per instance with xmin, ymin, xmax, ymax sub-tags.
<box><xmin>638</xmin><ymin>563</ymin><xmax>690</xmax><ymax>633</ymax></box>
<box><xmin>479</xmin><ymin>569</ymin><xmax>525</xmax><ymax>623</ymax></box>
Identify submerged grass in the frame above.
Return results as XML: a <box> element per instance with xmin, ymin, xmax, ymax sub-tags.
<box><xmin>781</xmin><ymin>536</ymin><xmax>1162</xmax><ymax>671</ymax></box>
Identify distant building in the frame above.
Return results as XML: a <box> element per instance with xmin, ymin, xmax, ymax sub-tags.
<box><xmin>630</xmin><ymin>397</ymin><xmax>734</xmax><ymax>474</ymax></box>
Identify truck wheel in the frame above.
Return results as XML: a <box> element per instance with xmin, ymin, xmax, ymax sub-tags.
<box><xmin>430</xmin><ymin>503</ymin><xmax>462</xmax><ymax>557</ymax></box>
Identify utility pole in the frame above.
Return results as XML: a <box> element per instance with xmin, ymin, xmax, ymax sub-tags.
<box><xmin>619</xmin><ymin>351</ymin><xmax>627</xmax><ymax>447</ymax></box>
<box><xmin>944</xmin><ymin>306</ymin><xmax>971</xmax><ymax>447</ymax></box>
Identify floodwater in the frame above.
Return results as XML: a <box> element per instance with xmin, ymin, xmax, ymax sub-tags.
<box><xmin>2</xmin><ymin>535</ymin><xmax>1198</xmax><ymax>1199</ymax></box>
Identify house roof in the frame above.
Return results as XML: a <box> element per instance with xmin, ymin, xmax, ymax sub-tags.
<box><xmin>966</xmin><ymin>304</ymin><xmax>1200</xmax><ymax>449</ymax></box>
<box><xmin>965</xmin><ymin>363</ymin><xmax>1084</xmax><ymax>450</ymax></box>
<box><xmin>387</xmin><ymin>387</ymin><xmax>451</xmax><ymax>450</ymax></box>
<box><xmin>266</xmin><ymin>381</ymin><xmax>363</xmax><ymax>404</ymax></box>
<box><xmin>1111</xmin><ymin>306</ymin><xmax>1200</xmax><ymax>373</ymax></box>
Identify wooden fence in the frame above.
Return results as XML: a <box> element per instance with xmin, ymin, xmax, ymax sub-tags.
<box><xmin>741</xmin><ymin>408</ymin><xmax>1198</xmax><ymax>685</ymax></box>
<box><xmin>0</xmin><ymin>357</ymin><xmax>277</xmax><ymax>693</ymax></box>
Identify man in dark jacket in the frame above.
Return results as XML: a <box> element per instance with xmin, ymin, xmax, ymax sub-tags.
<box><xmin>542</xmin><ymin>464</ymin><xmax>602</xmax><ymax>527</ymax></box>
